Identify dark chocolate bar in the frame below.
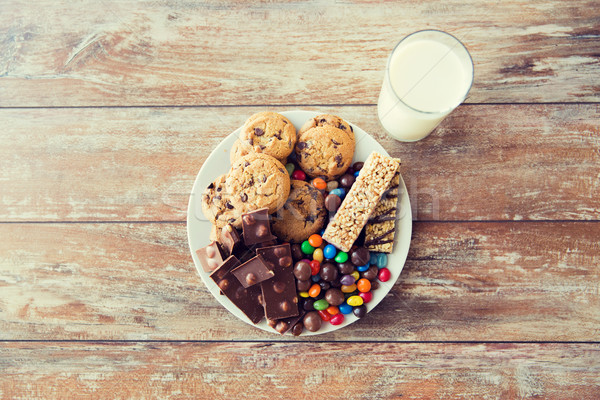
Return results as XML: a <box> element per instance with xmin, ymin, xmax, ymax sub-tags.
<box><xmin>242</xmin><ymin>208</ymin><xmax>276</xmax><ymax>246</ymax></box>
<box><xmin>256</xmin><ymin>244</ymin><xmax>299</xmax><ymax>320</ymax></box>
<box><xmin>196</xmin><ymin>241</ymin><xmax>224</xmax><ymax>273</ymax></box>
<box><xmin>231</xmin><ymin>255</ymin><xmax>275</xmax><ymax>288</ymax></box>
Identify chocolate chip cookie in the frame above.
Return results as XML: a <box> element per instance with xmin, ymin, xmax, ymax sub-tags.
<box><xmin>239</xmin><ymin>112</ymin><xmax>297</xmax><ymax>161</ymax></box>
<box><xmin>225</xmin><ymin>153</ymin><xmax>290</xmax><ymax>216</ymax></box>
<box><xmin>202</xmin><ymin>174</ymin><xmax>240</xmax><ymax>229</ymax></box>
<box><xmin>230</xmin><ymin>139</ymin><xmax>250</xmax><ymax>164</ymax></box>
<box><xmin>271</xmin><ymin>180</ymin><xmax>326</xmax><ymax>242</ymax></box>
<box><xmin>295</xmin><ymin>125</ymin><xmax>355</xmax><ymax>180</ymax></box>
<box><xmin>298</xmin><ymin>114</ymin><xmax>355</xmax><ymax>145</ymax></box>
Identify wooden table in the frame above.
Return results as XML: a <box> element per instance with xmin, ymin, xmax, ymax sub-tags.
<box><xmin>1</xmin><ymin>1</ymin><xmax>599</xmax><ymax>398</ymax></box>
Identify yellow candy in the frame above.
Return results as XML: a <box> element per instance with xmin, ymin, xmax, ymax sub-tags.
<box><xmin>341</xmin><ymin>284</ymin><xmax>357</xmax><ymax>293</ymax></box>
<box><xmin>350</xmin><ymin>271</ymin><xmax>360</xmax><ymax>281</ymax></box>
<box><xmin>347</xmin><ymin>295</ymin><xmax>364</xmax><ymax>307</ymax></box>
<box><xmin>299</xmin><ymin>291</ymin><xmax>310</xmax><ymax>298</ymax></box>
<box><xmin>312</xmin><ymin>248</ymin><xmax>324</xmax><ymax>262</ymax></box>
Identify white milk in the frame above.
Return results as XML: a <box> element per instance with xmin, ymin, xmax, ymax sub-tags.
<box><xmin>378</xmin><ymin>32</ymin><xmax>473</xmax><ymax>141</ymax></box>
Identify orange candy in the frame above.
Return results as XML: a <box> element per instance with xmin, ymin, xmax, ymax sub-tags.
<box><xmin>308</xmin><ymin>283</ymin><xmax>321</xmax><ymax>298</ymax></box>
<box><xmin>308</xmin><ymin>234</ymin><xmax>323</xmax><ymax>248</ymax></box>
<box><xmin>312</xmin><ymin>178</ymin><xmax>327</xmax><ymax>190</ymax></box>
<box><xmin>357</xmin><ymin>278</ymin><xmax>371</xmax><ymax>293</ymax></box>
<box><xmin>326</xmin><ymin>306</ymin><xmax>340</xmax><ymax>315</ymax></box>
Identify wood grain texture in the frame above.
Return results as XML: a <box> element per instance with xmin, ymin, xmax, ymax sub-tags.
<box><xmin>1</xmin><ymin>342</ymin><xmax>599</xmax><ymax>399</ymax></box>
<box><xmin>1</xmin><ymin>0</ymin><xmax>599</xmax><ymax>106</ymax></box>
<box><xmin>1</xmin><ymin>222</ymin><xmax>598</xmax><ymax>341</ymax></box>
<box><xmin>1</xmin><ymin>105</ymin><xmax>598</xmax><ymax>222</ymax></box>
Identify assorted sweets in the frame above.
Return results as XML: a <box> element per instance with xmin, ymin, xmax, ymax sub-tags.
<box><xmin>197</xmin><ymin>111</ymin><xmax>402</xmax><ymax>335</ymax></box>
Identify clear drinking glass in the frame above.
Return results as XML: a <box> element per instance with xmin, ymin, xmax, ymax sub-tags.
<box><xmin>377</xmin><ymin>30</ymin><xmax>474</xmax><ymax>142</ymax></box>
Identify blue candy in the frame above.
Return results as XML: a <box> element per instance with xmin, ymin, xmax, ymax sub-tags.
<box><xmin>357</xmin><ymin>264</ymin><xmax>369</xmax><ymax>272</ymax></box>
<box><xmin>319</xmin><ymin>228</ymin><xmax>326</xmax><ymax>236</ymax></box>
<box><xmin>329</xmin><ymin>188</ymin><xmax>346</xmax><ymax>198</ymax></box>
<box><xmin>370</xmin><ymin>252</ymin><xmax>378</xmax><ymax>265</ymax></box>
<box><xmin>339</xmin><ymin>303</ymin><xmax>353</xmax><ymax>315</ymax></box>
<box><xmin>311</xmin><ymin>274</ymin><xmax>321</xmax><ymax>282</ymax></box>
<box><xmin>323</xmin><ymin>244</ymin><xmax>337</xmax><ymax>259</ymax></box>
<box><xmin>376</xmin><ymin>253</ymin><xmax>388</xmax><ymax>268</ymax></box>
<box><xmin>353</xmin><ymin>170</ymin><xmax>360</xmax><ymax>177</ymax></box>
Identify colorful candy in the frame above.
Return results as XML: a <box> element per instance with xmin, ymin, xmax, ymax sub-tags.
<box><xmin>313</xmin><ymin>299</ymin><xmax>329</xmax><ymax>311</ymax></box>
<box><xmin>326</xmin><ymin>306</ymin><xmax>340</xmax><ymax>315</ymax></box>
<box><xmin>341</xmin><ymin>284</ymin><xmax>357</xmax><ymax>293</ymax></box>
<box><xmin>338</xmin><ymin>303</ymin><xmax>353</xmax><ymax>314</ymax></box>
<box><xmin>312</xmin><ymin>247</ymin><xmax>324</xmax><ymax>262</ymax></box>
<box><xmin>291</xmin><ymin>169</ymin><xmax>306</xmax><ymax>181</ymax></box>
<box><xmin>311</xmin><ymin>178</ymin><xmax>327</xmax><ymax>190</ymax></box>
<box><xmin>308</xmin><ymin>234</ymin><xmax>323</xmax><ymax>248</ymax></box>
<box><xmin>356</xmin><ymin>278</ymin><xmax>371</xmax><ymax>293</ymax></box>
<box><xmin>308</xmin><ymin>283</ymin><xmax>321</xmax><ymax>297</ymax></box>
<box><xmin>346</xmin><ymin>295</ymin><xmax>364</xmax><ymax>307</ymax></box>
<box><xmin>326</xmin><ymin>180</ymin><xmax>338</xmax><ymax>191</ymax></box>
<box><xmin>301</xmin><ymin>240</ymin><xmax>315</xmax><ymax>254</ymax></box>
<box><xmin>378</xmin><ymin>267</ymin><xmax>391</xmax><ymax>282</ymax></box>
<box><xmin>340</xmin><ymin>274</ymin><xmax>355</xmax><ymax>286</ymax></box>
<box><xmin>330</xmin><ymin>313</ymin><xmax>345</xmax><ymax>325</ymax></box>
<box><xmin>376</xmin><ymin>253</ymin><xmax>388</xmax><ymax>268</ymax></box>
<box><xmin>356</xmin><ymin>263</ymin><xmax>369</xmax><ymax>272</ymax></box>
<box><xmin>318</xmin><ymin>310</ymin><xmax>331</xmax><ymax>321</ymax></box>
<box><xmin>329</xmin><ymin>188</ymin><xmax>346</xmax><ymax>198</ymax></box>
<box><xmin>285</xmin><ymin>163</ymin><xmax>295</xmax><ymax>176</ymax></box>
<box><xmin>309</xmin><ymin>260</ymin><xmax>321</xmax><ymax>275</ymax></box>
<box><xmin>334</xmin><ymin>251</ymin><xmax>348</xmax><ymax>263</ymax></box>
<box><xmin>323</xmin><ymin>244</ymin><xmax>337</xmax><ymax>259</ymax></box>
<box><xmin>359</xmin><ymin>291</ymin><xmax>373</xmax><ymax>304</ymax></box>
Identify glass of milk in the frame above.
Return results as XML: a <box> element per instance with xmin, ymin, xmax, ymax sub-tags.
<box><xmin>377</xmin><ymin>30</ymin><xmax>474</xmax><ymax>142</ymax></box>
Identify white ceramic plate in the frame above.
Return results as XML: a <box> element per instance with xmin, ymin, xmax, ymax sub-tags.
<box><xmin>187</xmin><ymin>110</ymin><xmax>412</xmax><ymax>335</ymax></box>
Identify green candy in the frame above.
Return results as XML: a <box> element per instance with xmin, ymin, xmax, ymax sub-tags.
<box><xmin>285</xmin><ymin>163</ymin><xmax>295</xmax><ymax>176</ymax></box>
<box><xmin>301</xmin><ymin>240</ymin><xmax>315</xmax><ymax>255</ymax></box>
<box><xmin>334</xmin><ymin>251</ymin><xmax>348</xmax><ymax>263</ymax></box>
<box><xmin>313</xmin><ymin>299</ymin><xmax>329</xmax><ymax>311</ymax></box>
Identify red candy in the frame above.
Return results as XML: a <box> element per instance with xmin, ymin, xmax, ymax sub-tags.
<box><xmin>291</xmin><ymin>170</ymin><xmax>306</xmax><ymax>181</ymax></box>
<box><xmin>378</xmin><ymin>268</ymin><xmax>391</xmax><ymax>282</ymax></box>
<box><xmin>329</xmin><ymin>313</ymin><xmax>345</xmax><ymax>325</ymax></box>
<box><xmin>310</xmin><ymin>260</ymin><xmax>321</xmax><ymax>275</ymax></box>
<box><xmin>318</xmin><ymin>310</ymin><xmax>332</xmax><ymax>321</ymax></box>
<box><xmin>358</xmin><ymin>291</ymin><xmax>373</xmax><ymax>304</ymax></box>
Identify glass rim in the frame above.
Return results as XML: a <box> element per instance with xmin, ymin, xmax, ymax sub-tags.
<box><xmin>385</xmin><ymin>29</ymin><xmax>474</xmax><ymax>115</ymax></box>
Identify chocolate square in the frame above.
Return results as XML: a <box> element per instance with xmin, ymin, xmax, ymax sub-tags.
<box><xmin>196</xmin><ymin>241</ymin><xmax>225</xmax><ymax>273</ymax></box>
<box><xmin>257</xmin><ymin>244</ymin><xmax>298</xmax><ymax>320</ymax></box>
<box><xmin>242</xmin><ymin>208</ymin><xmax>276</xmax><ymax>246</ymax></box>
<box><xmin>231</xmin><ymin>255</ymin><xmax>275</xmax><ymax>288</ymax></box>
<box><xmin>209</xmin><ymin>255</ymin><xmax>264</xmax><ymax>324</ymax></box>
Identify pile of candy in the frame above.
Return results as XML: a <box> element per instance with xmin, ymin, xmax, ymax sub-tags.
<box><xmin>282</xmin><ymin>160</ymin><xmax>392</xmax><ymax>333</ymax></box>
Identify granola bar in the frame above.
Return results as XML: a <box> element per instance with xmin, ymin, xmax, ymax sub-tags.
<box><xmin>364</xmin><ymin>166</ymin><xmax>401</xmax><ymax>253</ymax></box>
<box><xmin>322</xmin><ymin>152</ymin><xmax>400</xmax><ymax>252</ymax></box>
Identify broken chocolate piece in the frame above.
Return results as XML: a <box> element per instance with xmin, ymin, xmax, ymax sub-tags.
<box><xmin>209</xmin><ymin>255</ymin><xmax>241</xmax><ymax>286</ymax></box>
<box><xmin>219</xmin><ymin>224</ymin><xmax>243</xmax><ymax>257</ymax></box>
<box><xmin>196</xmin><ymin>241</ymin><xmax>224</xmax><ymax>272</ymax></box>
<box><xmin>232</xmin><ymin>255</ymin><xmax>275</xmax><ymax>288</ymax></box>
<box><xmin>241</xmin><ymin>208</ymin><xmax>276</xmax><ymax>246</ymax></box>
<box><xmin>257</xmin><ymin>244</ymin><xmax>298</xmax><ymax>320</ymax></box>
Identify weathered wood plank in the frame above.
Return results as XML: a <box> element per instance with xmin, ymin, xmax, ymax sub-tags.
<box><xmin>1</xmin><ymin>105</ymin><xmax>598</xmax><ymax>221</ymax></box>
<box><xmin>1</xmin><ymin>342</ymin><xmax>599</xmax><ymax>399</ymax></box>
<box><xmin>1</xmin><ymin>0</ymin><xmax>599</xmax><ymax>106</ymax></box>
<box><xmin>1</xmin><ymin>222</ymin><xmax>598</xmax><ymax>341</ymax></box>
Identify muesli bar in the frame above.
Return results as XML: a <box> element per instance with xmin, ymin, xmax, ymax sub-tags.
<box><xmin>364</xmin><ymin>167</ymin><xmax>401</xmax><ymax>253</ymax></box>
<box><xmin>322</xmin><ymin>152</ymin><xmax>400</xmax><ymax>252</ymax></box>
